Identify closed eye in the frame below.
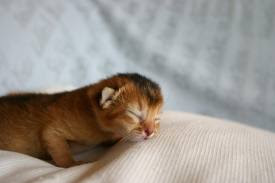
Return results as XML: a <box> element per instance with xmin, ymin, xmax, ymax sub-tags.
<box><xmin>126</xmin><ymin>110</ymin><xmax>143</xmax><ymax>122</ymax></box>
<box><xmin>154</xmin><ymin>117</ymin><xmax>161</xmax><ymax>124</ymax></box>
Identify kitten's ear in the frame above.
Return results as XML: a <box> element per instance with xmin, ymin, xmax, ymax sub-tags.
<box><xmin>100</xmin><ymin>87</ymin><xmax>115</xmax><ymax>109</ymax></box>
<box><xmin>100</xmin><ymin>86</ymin><xmax>124</xmax><ymax>109</ymax></box>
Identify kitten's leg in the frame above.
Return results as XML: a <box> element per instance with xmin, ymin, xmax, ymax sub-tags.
<box><xmin>42</xmin><ymin>129</ymin><xmax>77</xmax><ymax>168</ymax></box>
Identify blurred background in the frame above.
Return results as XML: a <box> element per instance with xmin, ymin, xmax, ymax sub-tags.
<box><xmin>0</xmin><ymin>0</ymin><xmax>274</xmax><ymax>131</ymax></box>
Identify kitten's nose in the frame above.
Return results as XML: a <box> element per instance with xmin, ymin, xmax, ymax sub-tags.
<box><xmin>145</xmin><ymin>128</ymin><xmax>153</xmax><ymax>137</ymax></box>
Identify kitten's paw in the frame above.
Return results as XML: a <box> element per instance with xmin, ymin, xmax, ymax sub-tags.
<box><xmin>71</xmin><ymin>160</ymin><xmax>86</xmax><ymax>167</ymax></box>
<box><xmin>54</xmin><ymin>160</ymin><xmax>86</xmax><ymax>168</ymax></box>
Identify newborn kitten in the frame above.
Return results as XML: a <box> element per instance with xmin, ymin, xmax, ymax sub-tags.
<box><xmin>0</xmin><ymin>73</ymin><xmax>163</xmax><ymax>168</ymax></box>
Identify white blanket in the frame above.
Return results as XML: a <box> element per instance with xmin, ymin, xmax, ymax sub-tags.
<box><xmin>0</xmin><ymin>111</ymin><xmax>274</xmax><ymax>183</ymax></box>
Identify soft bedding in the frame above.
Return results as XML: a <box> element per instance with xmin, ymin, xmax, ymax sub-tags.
<box><xmin>0</xmin><ymin>111</ymin><xmax>274</xmax><ymax>183</ymax></box>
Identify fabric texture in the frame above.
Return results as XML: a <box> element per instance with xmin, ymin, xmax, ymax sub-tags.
<box><xmin>0</xmin><ymin>111</ymin><xmax>274</xmax><ymax>183</ymax></box>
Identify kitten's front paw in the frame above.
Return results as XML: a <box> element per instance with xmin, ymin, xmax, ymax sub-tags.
<box><xmin>67</xmin><ymin>160</ymin><xmax>86</xmax><ymax>167</ymax></box>
<box><xmin>54</xmin><ymin>160</ymin><xmax>86</xmax><ymax>168</ymax></box>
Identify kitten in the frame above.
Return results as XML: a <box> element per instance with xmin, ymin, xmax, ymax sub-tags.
<box><xmin>0</xmin><ymin>73</ymin><xmax>163</xmax><ymax>168</ymax></box>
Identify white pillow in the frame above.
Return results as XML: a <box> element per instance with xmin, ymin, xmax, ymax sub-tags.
<box><xmin>0</xmin><ymin>111</ymin><xmax>274</xmax><ymax>183</ymax></box>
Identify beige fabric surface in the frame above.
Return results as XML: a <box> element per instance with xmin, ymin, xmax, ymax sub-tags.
<box><xmin>0</xmin><ymin>111</ymin><xmax>275</xmax><ymax>183</ymax></box>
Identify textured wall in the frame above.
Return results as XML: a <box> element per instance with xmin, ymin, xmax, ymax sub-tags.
<box><xmin>0</xmin><ymin>0</ymin><xmax>275</xmax><ymax>131</ymax></box>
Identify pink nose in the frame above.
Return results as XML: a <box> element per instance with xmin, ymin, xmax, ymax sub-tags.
<box><xmin>145</xmin><ymin>129</ymin><xmax>153</xmax><ymax>137</ymax></box>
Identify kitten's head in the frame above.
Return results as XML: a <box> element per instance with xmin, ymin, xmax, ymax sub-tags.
<box><xmin>91</xmin><ymin>73</ymin><xmax>163</xmax><ymax>142</ymax></box>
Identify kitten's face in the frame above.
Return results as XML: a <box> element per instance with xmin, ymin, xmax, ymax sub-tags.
<box><xmin>117</xmin><ymin>103</ymin><xmax>162</xmax><ymax>141</ymax></box>
<box><xmin>98</xmin><ymin>85</ymin><xmax>163</xmax><ymax>142</ymax></box>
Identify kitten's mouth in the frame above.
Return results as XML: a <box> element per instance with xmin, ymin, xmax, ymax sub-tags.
<box><xmin>120</xmin><ymin>126</ymin><xmax>157</xmax><ymax>142</ymax></box>
<box><xmin>148</xmin><ymin>132</ymin><xmax>155</xmax><ymax>138</ymax></box>
<box><xmin>125</xmin><ymin>132</ymin><xmax>155</xmax><ymax>142</ymax></box>
<box><xmin>143</xmin><ymin>133</ymin><xmax>154</xmax><ymax>140</ymax></box>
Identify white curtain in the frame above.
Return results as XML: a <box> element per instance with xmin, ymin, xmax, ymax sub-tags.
<box><xmin>0</xmin><ymin>0</ymin><xmax>274</xmax><ymax>130</ymax></box>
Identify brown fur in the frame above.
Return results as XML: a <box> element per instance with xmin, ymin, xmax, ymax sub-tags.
<box><xmin>0</xmin><ymin>73</ymin><xmax>163</xmax><ymax>167</ymax></box>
